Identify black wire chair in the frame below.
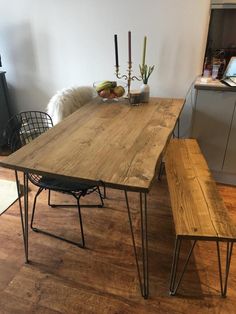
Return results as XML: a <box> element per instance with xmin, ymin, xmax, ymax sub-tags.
<box><xmin>5</xmin><ymin>111</ymin><xmax>104</xmax><ymax>248</ymax></box>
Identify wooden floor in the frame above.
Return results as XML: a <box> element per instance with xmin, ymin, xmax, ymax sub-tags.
<box><xmin>1</xmin><ymin>156</ymin><xmax>236</xmax><ymax>313</ymax></box>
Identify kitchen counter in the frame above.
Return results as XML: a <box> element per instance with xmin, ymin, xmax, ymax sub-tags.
<box><xmin>194</xmin><ymin>77</ymin><xmax>236</xmax><ymax>92</ymax></box>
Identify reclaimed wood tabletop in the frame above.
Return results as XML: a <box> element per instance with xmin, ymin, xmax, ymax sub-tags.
<box><xmin>0</xmin><ymin>97</ymin><xmax>184</xmax><ymax>192</ymax></box>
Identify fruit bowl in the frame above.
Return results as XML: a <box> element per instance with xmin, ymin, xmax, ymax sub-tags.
<box><xmin>93</xmin><ymin>80</ymin><xmax>126</xmax><ymax>101</ymax></box>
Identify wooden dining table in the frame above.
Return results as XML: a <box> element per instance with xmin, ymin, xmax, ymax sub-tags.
<box><xmin>0</xmin><ymin>96</ymin><xmax>185</xmax><ymax>298</ymax></box>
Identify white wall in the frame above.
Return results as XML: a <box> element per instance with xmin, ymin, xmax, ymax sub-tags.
<box><xmin>0</xmin><ymin>0</ymin><xmax>210</xmax><ymax>114</ymax></box>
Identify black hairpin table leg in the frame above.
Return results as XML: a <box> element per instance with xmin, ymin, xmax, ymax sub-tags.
<box><xmin>15</xmin><ymin>170</ymin><xmax>29</xmax><ymax>263</ymax></box>
<box><xmin>23</xmin><ymin>173</ymin><xmax>29</xmax><ymax>263</ymax></box>
<box><xmin>125</xmin><ymin>190</ymin><xmax>149</xmax><ymax>299</ymax></box>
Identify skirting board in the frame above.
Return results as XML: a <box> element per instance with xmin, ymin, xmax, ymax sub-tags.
<box><xmin>212</xmin><ymin>170</ymin><xmax>236</xmax><ymax>186</ymax></box>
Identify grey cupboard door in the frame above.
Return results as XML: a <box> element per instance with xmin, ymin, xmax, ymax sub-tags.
<box><xmin>191</xmin><ymin>90</ymin><xmax>236</xmax><ymax>171</ymax></box>
<box><xmin>223</xmin><ymin>102</ymin><xmax>236</xmax><ymax>174</ymax></box>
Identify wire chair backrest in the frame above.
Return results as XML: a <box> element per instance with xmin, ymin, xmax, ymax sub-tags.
<box><xmin>5</xmin><ymin>111</ymin><xmax>53</xmax><ymax>187</ymax></box>
<box><xmin>6</xmin><ymin>111</ymin><xmax>53</xmax><ymax>152</ymax></box>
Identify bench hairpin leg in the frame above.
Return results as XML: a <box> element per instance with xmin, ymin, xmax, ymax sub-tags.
<box><xmin>169</xmin><ymin>237</ymin><xmax>182</xmax><ymax>294</ymax></box>
<box><xmin>170</xmin><ymin>239</ymin><xmax>197</xmax><ymax>295</ymax></box>
<box><xmin>216</xmin><ymin>241</ymin><xmax>234</xmax><ymax>297</ymax></box>
<box><xmin>224</xmin><ymin>242</ymin><xmax>234</xmax><ymax>297</ymax></box>
<box><xmin>124</xmin><ymin>191</ymin><xmax>149</xmax><ymax>299</ymax></box>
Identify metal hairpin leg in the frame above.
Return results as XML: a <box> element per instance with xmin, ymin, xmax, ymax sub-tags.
<box><xmin>97</xmin><ymin>186</ymin><xmax>105</xmax><ymax>205</ymax></box>
<box><xmin>158</xmin><ymin>161</ymin><xmax>165</xmax><ymax>181</ymax></box>
<box><xmin>103</xmin><ymin>184</ymin><xmax>107</xmax><ymax>199</ymax></box>
<box><xmin>216</xmin><ymin>241</ymin><xmax>234</xmax><ymax>297</ymax></box>
<box><xmin>124</xmin><ymin>190</ymin><xmax>149</xmax><ymax>299</ymax></box>
<box><xmin>100</xmin><ymin>181</ymin><xmax>107</xmax><ymax>199</ymax></box>
<box><xmin>169</xmin><ymin>238</ymin><xmax>197</xmax><ymax>296</ymax></box>
<box><xmin>177</xmin><ymin>118</ymin><xmax>180</xmax><ymax>138</ymax></box>
<box><xmin>173</xmin><ymin>118</ymin><xmax>180</xmax><ymax>139</ymax></box>
<box><xmin>15</xmin><ymin>171</ymin><xmax>25</xmax><ymax>244</ymax></box>
<box><xmin>23</xmin><ymin>173</ymin><xmax>29</xmax><ymax>263</ymax></box>
<box><xmin>16</xmin><ymin>171</ymin><xmax>29</xmax><ymax>263</ymax></box>
<box><xmin>15</xmin><ymin>171</ymin><xmax>29</xmax><ymax>263</ymax></box>
<box><xmin>159</xmin><ymin>119</ymin><xmax>180</xmax><ymax>182</ymax></box>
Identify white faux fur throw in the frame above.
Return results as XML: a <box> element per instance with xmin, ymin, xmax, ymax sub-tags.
<box><xmin>47</xmin><ymin>86</ymin><xmax>96</xmax><ymax>125</ymax></box>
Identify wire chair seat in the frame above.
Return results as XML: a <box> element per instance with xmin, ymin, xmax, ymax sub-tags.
<box><xmin>30</xmin><ymin>173</ymin><xmax>96</xmax><ymax>194</ymax></box>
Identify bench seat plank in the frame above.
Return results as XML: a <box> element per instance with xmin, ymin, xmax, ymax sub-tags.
<box><xmin>165</xmin><ymin>139</ymin><xmax>236</xmax><ymax>240</ymax></box>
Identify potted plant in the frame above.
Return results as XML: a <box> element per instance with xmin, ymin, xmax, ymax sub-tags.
<box><xmin>139</xmin><ymin>36</ymin><xmax>155</xmax><ymax>102</ymax></box>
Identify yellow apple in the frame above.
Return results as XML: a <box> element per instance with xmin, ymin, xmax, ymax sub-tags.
<box><xmin>113</xmin><ymin>86</ymin><xmax>125</xmax><ymax>97</ymax></box>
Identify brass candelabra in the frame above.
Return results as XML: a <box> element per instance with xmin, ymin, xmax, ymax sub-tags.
<box><xmin>115</xmin><ymin>62</ymin><xmax>142</xmax><ymax>97</ymax></box>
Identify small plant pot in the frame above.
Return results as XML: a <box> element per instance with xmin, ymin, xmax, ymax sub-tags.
<box><xmin>140</xmin><ymin>83</ymin><xmax>150</xmax><ymax>103</ymax></box>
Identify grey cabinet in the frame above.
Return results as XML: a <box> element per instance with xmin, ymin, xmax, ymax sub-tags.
<box><xmin>0</xmin><ymin>71</ymin><xmax>10</xmax><ymax>147</ymax></box>
<box><xmin>191</xmin><ymin>85</ymin><xmax>236</xmax><ymax>184</ymax></box>
<box><xmin>223</xmin><ymin>107</ymin><xmax>236</xmax><ymax>173</ymax></box>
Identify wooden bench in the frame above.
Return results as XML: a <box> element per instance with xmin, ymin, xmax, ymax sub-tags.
<box><xmin>165</xmin><ymin>138</ymin><xmax>236</xmax><ymax>297</ymax></box>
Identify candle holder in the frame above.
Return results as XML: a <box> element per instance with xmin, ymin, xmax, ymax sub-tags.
<box><xmin>115</xmin><ymin>62</ymin><xmax>142</xmax><ymax>97</ymax></box>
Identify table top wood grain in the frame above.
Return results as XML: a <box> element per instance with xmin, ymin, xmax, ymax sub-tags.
<box><xmin>0</xmin><ymin>97</ymin><xmax>184</xmax><ymax>192</ymax></box>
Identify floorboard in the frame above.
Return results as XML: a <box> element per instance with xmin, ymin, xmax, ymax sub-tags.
<box><xmin>1</xmin><ymin>156</ymin><xmax>236</xmax><ymax>313</ymax></box>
